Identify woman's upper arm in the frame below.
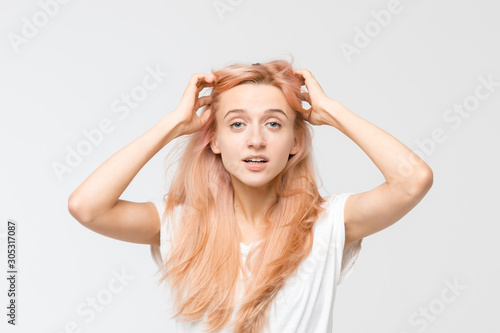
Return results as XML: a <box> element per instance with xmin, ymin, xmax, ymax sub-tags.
<box><xmin>344</xmin><ymin>173</ymin><xmax>433</xmax><ymax>248</ymax></box>
<box><xmin>73</xmin><ymin>200</ymin><xmax>161</xmax><ymax>246</ymax></box>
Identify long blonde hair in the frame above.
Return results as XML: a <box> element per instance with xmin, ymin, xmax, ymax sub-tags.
<box><xmin>151</xmin><ymin>59</ymin><xmax>327</xmax><ymax>332</ymax></box>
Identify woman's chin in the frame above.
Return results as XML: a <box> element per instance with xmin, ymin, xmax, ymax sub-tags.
<box><xmin>231</xmin><ymin>174</ymin><xmax>276</xmax><ymax>190</ymax></box>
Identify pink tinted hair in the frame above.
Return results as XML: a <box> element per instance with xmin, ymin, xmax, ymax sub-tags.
<box><xmin>151</xmin><ymin>58</ymin><xmax>327</xmax><ymax>332</ymax></box>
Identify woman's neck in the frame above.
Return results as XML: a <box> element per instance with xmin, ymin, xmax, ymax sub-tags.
<box><xmin>232</xmin><ymin>182</ymin><xmax>277</xmax><ymax>227</ymax></box>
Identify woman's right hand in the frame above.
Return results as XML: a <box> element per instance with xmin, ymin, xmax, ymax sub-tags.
<box><xmin>171</xmin><ymin>73</ymin><xmax>215</xmax><ymax>137</ymax></box>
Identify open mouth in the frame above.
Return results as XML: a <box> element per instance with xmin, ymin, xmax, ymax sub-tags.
<box><xmin>243</xmin><ymin>160</ymin><xmax>268</xmax><ymax>164</ymax></box>
<box><xmin>243</xmin><ymin>159</ymin><xmax>268</xmax><ymax>170</ymax></box>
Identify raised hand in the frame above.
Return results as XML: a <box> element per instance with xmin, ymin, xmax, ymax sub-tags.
<box><xmin>171</xmin><ymin>73</ymin><xmax>215</xmax><ymax>136</ymax></box>
<box><xmin>293</xmin><ymin>69</ymin><xmax>336</xmax><ymax>127</ymax></box>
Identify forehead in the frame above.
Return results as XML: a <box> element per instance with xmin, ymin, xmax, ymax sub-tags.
<box><xmin>217</xmin><ymin>83</ymin><xmax>294</xmax><ymax>118</ymax></box>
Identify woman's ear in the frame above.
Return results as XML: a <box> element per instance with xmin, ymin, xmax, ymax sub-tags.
<box><xmin>210</xmin><ymin>136</ymin><xmax>221</xmax><ymax>154</ymax></box>
<box><xmin>290</xmin><ymin>134</ymin><xmax>300</xmax><ymax>156</ymax></box>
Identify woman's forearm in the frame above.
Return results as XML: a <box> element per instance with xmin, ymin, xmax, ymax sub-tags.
<box><xmin>68</xmin><ymin>112</ymin><xmax>183</xmax><ymax>223</ymax></box>
<box><xmin>322</xmin><ymin>99</ymin><xmax>432</xmax><ymax>192</ymax></box>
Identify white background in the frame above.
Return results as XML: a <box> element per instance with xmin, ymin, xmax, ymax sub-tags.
<box><xmin>1</xmin><ymin>0</ymin><xmax>499</xmax><ymax>332</ymax></box>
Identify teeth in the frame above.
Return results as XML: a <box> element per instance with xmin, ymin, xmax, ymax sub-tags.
<box><xmin>246</xmin><ymin>158</ymin><xmax>266</xmax><ymax>162</ymax></box>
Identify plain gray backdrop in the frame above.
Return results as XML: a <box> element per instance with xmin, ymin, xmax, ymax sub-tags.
<box><xmin>1</xmin><ymin>0</ymin><xmax>499</xmax><ymax>332</ymax></box>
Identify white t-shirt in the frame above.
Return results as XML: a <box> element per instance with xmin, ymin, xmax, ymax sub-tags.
<box><xmin>149</xmin><ymin>193</ymin><xmax>362</xmax><ymax>333</ymax></box>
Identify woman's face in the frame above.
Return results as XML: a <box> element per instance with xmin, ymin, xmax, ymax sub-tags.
<box><xmin>211</xmin><ymin>83</ymin><xmax>299</xmax><ymax>189</ymax></box>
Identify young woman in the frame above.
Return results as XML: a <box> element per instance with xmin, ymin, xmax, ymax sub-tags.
<box><xmin>68</xmin><ymin>59</ymin><xmax>433</xmax><ymax>333</ymax></box>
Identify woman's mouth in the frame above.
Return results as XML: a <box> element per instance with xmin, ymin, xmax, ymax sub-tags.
<box><xmin>243</xmin><ymin>159</ymin><xmax>268</xmax><ymax>170</ymax></box>
<box><xmin>244</xmin><ymin>160</ymin><xmax>267</xmax><ymax>163</ymax></box>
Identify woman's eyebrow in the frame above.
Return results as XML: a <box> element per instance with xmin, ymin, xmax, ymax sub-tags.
<box><xmin>223</xmin><ymin>108</ymin><xmax>288</xmax><ymax>119</ymax></box>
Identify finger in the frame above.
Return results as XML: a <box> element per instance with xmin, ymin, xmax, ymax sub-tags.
<box><xmin>200</xmin><ymin>107</ymin><xmax>212</xmax><ymax>123</ymax></box>
<box><xmin>293</xmin><ymin>69</ymin><xmax>313</xmax><ymax>77</ymax></box>
<box><xmin>294</xmin><ymin>69</ymin><xmax>319</xmax><ymax>85</ymax></box>
<box><xmin>293</xmin><ymin>70</ymin><xmax>314</xmax><ymax>92</ymax></box>
<box><xmin>183</xmin><ymin>74</ymin><xmax>205</xmax><ymax>96</ymax></box>
<box><xmin>186</xmin><ymin>74</ymin><xmax>214</xmax><ymax>95</ymax></box>
<box><xmin>301</xmin><ymin>109</ymin><xmax>311</xmax><ymax>123</ymax></box>
<box><xmin>186</xmin><ymin>74</ymin><xmax>214</xmax><ymax>98</ymax></box>
<box><xmin>195</xmin><ymin>73</ymin><xmax>215</xmax><ymax>89</ymax></box>
<box><xmin>194</xmin><ymin>95</ymin><xmax>212</xmax><ymax>110</ymax></box>
<box><xmin>297</xmin><ymin>91</ymin><xmax>311</xmax><ymax>104</ymax></box>
<box><xmin>196</xmin><ymin>83</ymin><xmax>212</xmax><ymax>96</ymax></box>
<box><xmin>195</xmin><ymin>82</ymin><xmax>215</xmax><ymax>99</ymax></box>
<box><xmin>293</xmin><ymin>69</ymin><xmax>306</xmax><ymax>85</ymax></box>
<box><xmin>293</xmin><ymin>69</ymin><xmax>314</xmax><ymax>78</ymax></box>
<box><xmin>294</xmin><ymin>69</ymin><xmax>324</xmax><ymax>93</ymax></box>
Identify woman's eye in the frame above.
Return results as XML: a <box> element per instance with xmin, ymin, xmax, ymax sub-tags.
<box><xmin>229</xmin><ymin>122</ymin><xmax>243</xmax><ymax>129</ymax></box>
<box><xmin>229</xmin><ymin>122</ymin><xmax>281</xmax><ymax>129</ymax></box>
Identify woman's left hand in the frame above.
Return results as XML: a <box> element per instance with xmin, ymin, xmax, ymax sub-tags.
<box><xmin>293</xmin><ymin>69</ymin><xmax>337</xmax><ymax>126</ymax></box>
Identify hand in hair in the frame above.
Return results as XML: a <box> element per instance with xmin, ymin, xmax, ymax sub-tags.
<box><xmin>293</xmin><ymin>69</ymin><xmax>337</xmax><ymax>127</ymax></box>
<box><xmin>171</xmin><ymin>73</ymin><xmax>215</xmax><ymax>136</ymax></box>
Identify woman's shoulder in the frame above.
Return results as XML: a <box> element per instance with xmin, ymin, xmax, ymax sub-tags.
<box><xmin>148</xmin><ymin>195</ymin><xmax>184</xmax><ymax>227</ymax></box>
<box><xmin>315</xmin><ymin>192</ymin><xmax>356</xmax><ymax>231</ymax></box>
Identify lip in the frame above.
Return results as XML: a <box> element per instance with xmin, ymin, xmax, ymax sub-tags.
<box><xmin>243</xmin><ymin>160</ymin><xmax>268</xmax><ymax>171</ymax></box>
<box><xmin>242</xmin><ymin>155</ymin><xmax>268</xmax><ymax>162</ymax></box>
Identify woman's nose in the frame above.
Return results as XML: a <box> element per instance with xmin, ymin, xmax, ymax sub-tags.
<box><xmin>247</xmin><ymin>126</ymin><xmax>266</xmax><ymax>148</ymax></box>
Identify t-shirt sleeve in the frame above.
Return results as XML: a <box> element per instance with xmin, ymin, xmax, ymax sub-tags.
<box><xmin>332</xmin><ymin>192</ymin><xmax>363</xmax><ymax>285</ymax></box>
<box><xmin>148</xmin><ymin>196</ymin><xmax>169</xmax><ymax>269</ymax></box>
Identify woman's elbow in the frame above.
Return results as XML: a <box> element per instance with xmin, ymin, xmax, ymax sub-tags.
<box><xmin>68</xmin><ymin>194</ymin><xmax>93</xmax><ymax>225</ymax></box>
<box><xmin>409</xmin><ymin>166</ymin><xmax>433</xmax><ymax>197</ymax></box>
